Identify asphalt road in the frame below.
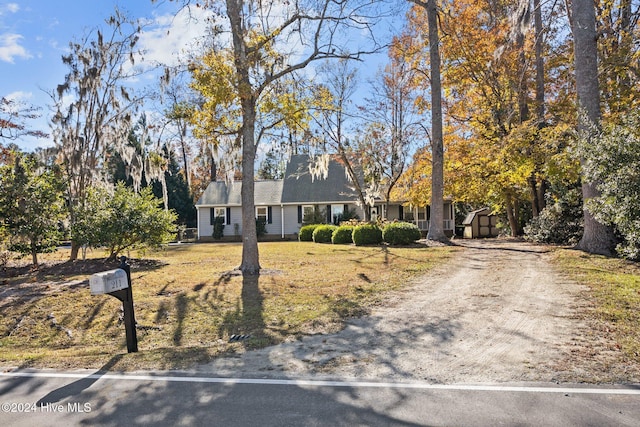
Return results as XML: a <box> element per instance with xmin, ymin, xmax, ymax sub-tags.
<box><xmin>1</xmin><ymin>370</ymin><xmax>639</xmax><ymax>426</ymax></box>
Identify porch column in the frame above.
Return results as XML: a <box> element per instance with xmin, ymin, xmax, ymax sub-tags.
<box><xmin>197</xmin><ymin>208</ymin><xmax>201</xmax><ymax>240</ymax></box>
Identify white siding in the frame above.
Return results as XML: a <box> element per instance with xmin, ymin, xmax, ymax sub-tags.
<box><xmin>263</xmin><ymin>206</ymin><xmax>283</xmax><ymax>237</ymax></box>
<box><xmin>228</xmin><ymin>207</ymin><xmax>242</xmax><ymax>237</ymax></box>
<box><xmin>197</xmin><ymin>207</ymin><xmax>213</xmax><ymax>238</ymax></box>
<box><xmin>283</xmin><ymin>205</ymin><xmax>302</xmax><ymax>235</ymax></box>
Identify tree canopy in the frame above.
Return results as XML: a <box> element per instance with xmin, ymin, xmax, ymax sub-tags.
<box><xmin>3</xmin><ymin>0</ymin><xmax>640</xmax><ymax>262</ymax></box>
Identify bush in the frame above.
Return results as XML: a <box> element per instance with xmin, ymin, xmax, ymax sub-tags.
<box><xmin>299</xmin><ymin>224</ymin><xmax>321</xmax><ymax>241</ymax></box>
<box><xmin>577</xmin><ymin>112</ymin><xmax>640</xmax><ymax>259</ymax></box>
<box><xmin>332</xmin><ymin>225</ymin><xmax>354</xmax><ymax>244</ymax></box>
<box><xmin>212</xmin><ymin>216</ymin><xmax>225</xmax><ymax>240</ymax></box>
<box><xmin>383</xmin><ymin>222</ymin><xmax>422</xmax><ymax>245</ymax></box>
<box><xmin>524</xmin><ymin>188</ymin><xmax>583</xmax><ymax>245</ymax></box>
<box><xmin>352</xmin><ymin>223</ymin><xmax>383</xmax><ymax>246</ymax></box>
<box><xmin>80</xmin><ymin>183</ymin><xmax>177</xmax><ymax>260</ymax></box>
<box><xmin>312</xmin><ymin>225</ymin><xmax>337</xmax><ymax>243</ymax></box>
<box><xmin>256</xmin><ymin>218</ymin><xmax>267</xmax><ymax>237</ymax></box>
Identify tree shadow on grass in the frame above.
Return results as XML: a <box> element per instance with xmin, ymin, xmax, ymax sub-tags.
<box><xmin>217</xmin><ymin>273</ymin><xmax>266</xmax><ymax>344</ymax></box>
<box><xmin>1</xmin><ymin>258</ymin><xmax>167</xmax><ymax>283</ymax></box>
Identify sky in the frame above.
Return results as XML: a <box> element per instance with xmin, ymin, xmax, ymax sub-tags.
<box><xmin>0</xmin><ymin>0</ymin><xmax>212</xmax><ymax>151</ymax></box>
<box><xmin>0</xmin><ymin>1</ymin><xmax>402</xmax><ymax>152</ymax></box>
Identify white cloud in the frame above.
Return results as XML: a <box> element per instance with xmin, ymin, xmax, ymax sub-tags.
<box><xmin>0</xmin><ymin>33</ymin><xmax>31</xmax><ymax>63</ymax></box>
<box><xmin>0</xmin><ymin>3</ymin><xmax>19</xmax><ymax>15</ymax></box>
<box><xmin>138</xmin><ymin>7</ymin><xmax>216</xmax><ymax>68</ymax></box>
<box><xmin>5</xmin><ymin>90</ymin><xmax>33</xmax><ymax>103</ymax></box>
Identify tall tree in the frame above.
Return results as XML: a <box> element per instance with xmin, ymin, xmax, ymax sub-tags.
<box><xmin>571</xmin><ymin>0</ymin><xmax>617</xmax><ymax>255</ymax></box>
<box><xmin>160</xmin><ymin>78</ymin><xmax>198</xmax><ymax>192</ymax></box>
<box><xmin>399</xmin><ymin>0</ymin><xmax>572</xmax><ymax>237</ymax></box>
<box><xmin>360</xmin><ymin>58</ymin><xmax>420</xmax><ymax>219</ymax></box>
<box><xmin>50</xmin><ymin>9</ymin><xmax>144</xmax><ymax>260</ymax></box>
<box><xmin>597</xmin><ymin>0</ymin><xmax>640</xmax><ymax>123</ymax></box>
<box><xmin>0</xmin><ymin>153</ymin><xmax>66</xmax><ymax>267</ymax></box>
<box><xmin>176</xmin><ymin>0</ymin><xmax>385</xmax><ymax>275</ymax></box>
<box><xmin>313</xmin><ymin>59</ymin><xmax>375</xmax><ymax>221</ymax></box>
<box><xmin>407</xmin><ymin>0</ymin><xmax>448</xmax><ymax>242</ymax></box>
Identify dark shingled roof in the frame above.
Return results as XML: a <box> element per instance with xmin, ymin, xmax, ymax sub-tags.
<box><xmin>280</xmin><ymin>154</ymin><xmax>359</xmax><ymax>204</ymax></box>
<box><xmin>195</xmin><ymin>155</ymin><xmax>361</xmax><ymax>206</ymax></box>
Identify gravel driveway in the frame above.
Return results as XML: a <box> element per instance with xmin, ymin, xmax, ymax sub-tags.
<box><xmin>197</xmin><ymin>239</ymin><xmax>607</xmax><ymax>383</ymax></box>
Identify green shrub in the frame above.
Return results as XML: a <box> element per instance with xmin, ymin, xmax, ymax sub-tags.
<box><xmin>312</xmin><ymin>225</ymin><xmax>337</xmax><ymax>243</ymax></box>
<box><xmin>332</xmin><ymin>225</ymin><xmax>354</xmax><ymax>244</ymax></box>
<box><xmin>299</xmin><ymin>224</ymin><xmax>321</xmax><ymax>241</ymax></box>
<box><xmin>524</xmin><ymin>188</ymin><xmax>583</xmax><ymax>245</ymax></box>
<box><xmin>352</xmin><ymin>223</ymin><xmax>383</xmax><ymax>246</ymax></box>
<box><xmin>383</xmin><ymin>222</ymin><xmax>422</xmax><ymax>245</ymax></box>
<box><xmin>212</xmin><ymin>216</ymin><xmax>225</xmax><ymax>240</ymax></box>
<box><xmin>256</xmin><ymin>218</ymin><xmax>267</xmax><ymax>237</ymax></box>
<box><xmin>576</xmin><ymin>112</ymin><xmax>640</xmax><ymax>259</ymax></box>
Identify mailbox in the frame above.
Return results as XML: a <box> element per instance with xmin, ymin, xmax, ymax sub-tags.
<box><xmin>90</xmin><ymin>268</ymin><xmax>129</xmax><ymax>295</ymax></box>
<box><xmin>89</xmin><ymin>257</ymin><xmax>138</xmax><ymax>353</ymax></box>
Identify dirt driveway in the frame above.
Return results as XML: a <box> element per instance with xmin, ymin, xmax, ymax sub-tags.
<box><xmin>199</xmin><ymin>239</ymin><xmax>623</xmax><ymax>383</ymax></box>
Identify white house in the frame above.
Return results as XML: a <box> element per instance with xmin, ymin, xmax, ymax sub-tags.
<box><xmin>195</xmin><ymin>155</ymin><xmax>455</xmax><ymax>241</ymax></box>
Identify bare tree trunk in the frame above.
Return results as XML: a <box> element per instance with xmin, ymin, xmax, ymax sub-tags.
<box><xmin>532</xmin><ymin>0</ymin><xmax>547</xmax><ymax>216</ymax></box>
<box><xmin>240</xmin><ymin>118</ymin><xmax>260</xmax><ymax>274</ymax></box>
<box><xmin>529</xmin><ymin>174</ymin><xmax>540</xmax><ymax>217</ymax></box>
<box><xmin>425</xmin><ymin>0</ymin><xmax>448</xmax><ymax>242</ymax></box>
<box><xmin>70</xmin><ymin>242</ymin><xmax>80</xmax><ymax>261</ymax></box>
<box><xmin>179</xmin><ymin>124</ymin><xmax>191</xmax><ymax>191</ymax></box>
<box><xmin>571</xmin><ymin>0</ymin><xmax>617</xmax><ymax>256</ymax></box>
<box><xmin>227</xmin><ymin>0</ymin><xmax>260</xmax><ymax>275</ymax></box>
<box><xmin>505</xmin><ymin>193</ymin><xmax>520</xmax><ymax>237</ymax></box>
<box><xmin>31</xmin><ymin>249</ymin><xmax>38</xmax><ymax>268</ymax></box>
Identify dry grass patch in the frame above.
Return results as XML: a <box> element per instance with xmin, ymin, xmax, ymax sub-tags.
<box><xmin>0</xmin><ymin>241</ymin><xmax>457</xmax><ymax>371</ymax></box>
<box><xmin>552</xmin><ymin>248</ymin><xmax>640</xmax><ymax>380</ymax></box>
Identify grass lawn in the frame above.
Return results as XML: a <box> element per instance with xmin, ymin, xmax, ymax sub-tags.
<box><xmin>0</xmin><ymin>241</ymin><xmax>458</xmax><ymax>371</ymax></box>
<box><xmin>552</xmin><ymin>248</ymin><xmax>640</xmax><ymax>363</ymax></box>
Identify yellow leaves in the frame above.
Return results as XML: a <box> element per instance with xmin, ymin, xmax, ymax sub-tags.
<box><xmin>260</xmin><ymin>81</ymin><xmax>313</xmax><ymax>134</ymax></box>
<box><xmin>189</xmin><ymin>35</ymin><xmax>314</xmax><ymax>146</ymax></box>
<box><xmin>191</xmin><ymin>50</ymin><xmax>240</xmax><ymax>139</ymax></box>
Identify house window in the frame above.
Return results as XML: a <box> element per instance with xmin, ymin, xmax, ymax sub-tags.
<box><xmin>211</xmin><ymin>207</ymin><xmax>226</xmax><ymax>225</ymax></box>
<box><xmin>417</xmin><ymin>208</ymin><xmax>426</xmax><ymax>221</ymax></box>
<box><xmin>302</xmin><ymin>205</ymin><xmax>314</xmax><ymax>223</ymax></box>
<box><xmin>331</xmin><ymin>204</ymin><xmax>344</xmax><ymax>224</ymax></box>
<box><xmin>256</xmin><ymin>206</ymin><xmax>268</xmax><ymax>223</ymax></box>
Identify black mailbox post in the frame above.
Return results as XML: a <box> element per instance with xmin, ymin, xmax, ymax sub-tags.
<box><xmin>89</xmin><ymin>256</ymin><xmax>138</xmax><ymax>353</ymax></box>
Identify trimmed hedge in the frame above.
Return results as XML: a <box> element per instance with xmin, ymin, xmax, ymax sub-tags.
<box><xmin>383</xmin><ymin>222</ymin><xmax>422</xmax><ymax>245</ymax></box>
<box><xmin>312</xmin><ymin>225</ymin><xmax>337</xmax><ymax>243</ymax></box>
<box><xmin>299</xmin><ymin>224</ymin><xmax>321</xmax><ymax>241</ymax></box>
<box><xmin>332</xmin><ymin>225</ymin><xmax>354</xmax><ymax>244</ymax></box>
<box><xmin>352</xmin><ymin>223</ymin><xmax>383</xmax><ymax>246</ymax></box>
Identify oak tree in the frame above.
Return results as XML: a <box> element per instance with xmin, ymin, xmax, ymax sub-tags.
<box><xmin>173</xmin><ymin>0</ymin><xmax>386</xmax><ymax>274</ymax></box>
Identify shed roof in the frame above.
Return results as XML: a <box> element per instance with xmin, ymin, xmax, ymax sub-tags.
<box><xmin>462</xmin><ymin>207</ymin><xmax>493</xmax><ymax>225</ymax></box>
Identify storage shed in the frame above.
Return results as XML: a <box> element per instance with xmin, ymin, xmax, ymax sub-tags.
<box><xmin>462</xmin><ymin>208</ymin><xmax>499</xmax><ymax>238</ymax></box>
